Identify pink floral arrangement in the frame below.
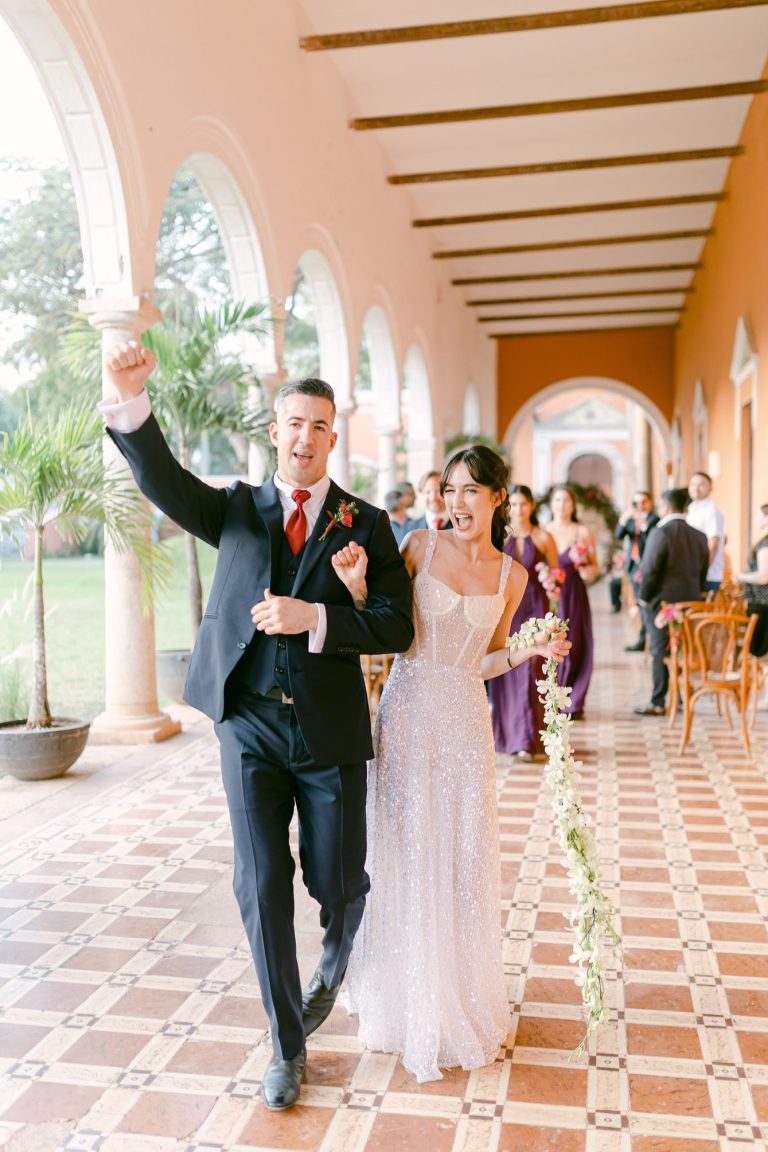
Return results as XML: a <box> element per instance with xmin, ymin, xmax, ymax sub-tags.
<box><xmin>653</xmin><ymin>603</ymin><xmax>686</xmax><ymax>633</ymax></box>
<box><xmin>535</xmin><ymin>561</ymin><xmax>566</xmax><ymax>609</ymax></box>
<box><xmin>568</xmin><ymin>542</ymin><xmax>590</xmax><ymax>569</ymax></box>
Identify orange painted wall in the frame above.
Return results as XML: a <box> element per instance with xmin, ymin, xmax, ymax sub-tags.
<box><xmin>675</xmin><ymin>81</ymin><xmax>768</xmax><ymax>569</ymax></box>
<box><xmin>496</xmin><ymin>328</ymin><xmax>675</xmax><ymax>442</ymax></box>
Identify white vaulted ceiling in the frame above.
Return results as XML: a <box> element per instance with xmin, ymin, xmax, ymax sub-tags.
<box><xmin>296</xmin><ymin>0</ymin><xmax>768</xmax><ymax>336</ymax></box>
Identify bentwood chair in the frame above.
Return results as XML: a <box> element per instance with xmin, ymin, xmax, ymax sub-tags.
<box><xmin>678</xmin><ymin>612</ymin><xmax>759</xmax><ymax>756</ymax></box>
<box><xmin>360</xmin><ymin>653</ymin><xmax>394</xmax><ymax>714</ymax></box>
<box><xmin>660</xmin><ymin>600</ymin><xmax>718</xmax><ymax>727</ymax></box>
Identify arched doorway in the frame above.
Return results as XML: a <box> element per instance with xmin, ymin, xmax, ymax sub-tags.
<box><xmin>403</xmin><ymin>342</ymin><xmax>435</xmax><ymax>485</ymax></box>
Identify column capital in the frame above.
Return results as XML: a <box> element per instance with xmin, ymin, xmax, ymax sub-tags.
<box><xmin>80</xmin><ymin>296</ymin><xmax>162</xmax><ymax>333</ymax></box>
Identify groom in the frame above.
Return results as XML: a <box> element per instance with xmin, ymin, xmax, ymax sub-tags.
<box><xmin>100</xmin><ymin>344</ymin><xmax>414</xmax><ymax>1109</ymax></box>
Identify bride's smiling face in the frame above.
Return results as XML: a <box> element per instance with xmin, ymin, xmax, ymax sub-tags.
<box><xmin>443</xmin><ymin>461</ymin><xmax>500</xmax><ymax>539</ymax></box>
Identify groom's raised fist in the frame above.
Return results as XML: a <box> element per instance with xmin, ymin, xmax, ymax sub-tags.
<box><xmin>104</xmin><ymin>340</ymin><xmax>157</xmax><ymax>402</ymax></box>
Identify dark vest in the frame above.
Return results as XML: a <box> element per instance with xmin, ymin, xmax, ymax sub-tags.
<box><xmin>235</xmin><ymin>531</ymin><xmax>303</xmax><ymax>695</ymax></box>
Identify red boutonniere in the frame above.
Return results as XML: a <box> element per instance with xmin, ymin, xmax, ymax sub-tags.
<box><xmin>319</xmin><ymin>498</ymin><xmax>359</xmax><ymax>542</ymax></box>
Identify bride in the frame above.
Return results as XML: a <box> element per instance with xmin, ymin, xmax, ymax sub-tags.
<box><xmin>331</xmin><ymin>446</ymin><xmax>570</xmax><ymax>1082</ymax></box>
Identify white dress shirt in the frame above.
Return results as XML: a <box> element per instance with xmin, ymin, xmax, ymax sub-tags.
<box><xmin>686</xmin><ymin>496</ymin><xmax>725</xmax><ymax>582</ymax></box>
<box><xmin>98</xmin><ymin>389</ymin><xmax>328</xmax><ymax>651</ymax></box>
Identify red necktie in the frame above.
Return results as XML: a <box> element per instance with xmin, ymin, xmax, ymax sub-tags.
<box><xmin>433</xmin><ymin>517</ymin><xmax>443</xmax><ymax>530</ymax></box>
<box><xmin>630</xmin><ymin>527</ymin><xmax>640</xmax><ymax>564</ymax></box>
<box><xmin>285</xmin><ymin>489</ymin><xmax>311</xmax><ymax>555</ymax></box>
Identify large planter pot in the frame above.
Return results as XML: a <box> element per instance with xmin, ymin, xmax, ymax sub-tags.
<box><xmin>156</xmin><ymin>649</ymin><xmax>191</xmax><ymax>705</ymax></box>
<box><xmin>0</xmin><ymin>718</ymin><xmax>91</xmax><ymax>781</ymax></box>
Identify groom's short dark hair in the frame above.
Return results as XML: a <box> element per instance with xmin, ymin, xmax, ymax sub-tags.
<box><xmin>275</xmin><ymin>377</ymin><xmax>336</xmax><ymax>416</ymax></box>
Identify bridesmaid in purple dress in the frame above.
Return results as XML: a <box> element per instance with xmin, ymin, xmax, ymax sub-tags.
<box><xmin>490</xmin><ymin>485</ymin><xmax>559</xmax><ymax>761</ymax></box>
<box><xmin>546</xmin><ymin>484</ymin><xmax>599</xmax><ymax>720</ymax></box>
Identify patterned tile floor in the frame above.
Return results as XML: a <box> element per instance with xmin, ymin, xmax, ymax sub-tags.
<box><xmin>1</xmin><ymin>597</ymin><xmax>768</xmax><ymax>1151</ymax></box>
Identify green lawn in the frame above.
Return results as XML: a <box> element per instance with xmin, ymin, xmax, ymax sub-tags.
<box><xmin>0</xmin><ymin>536</ymin><xmax>217</xmax><ymax>722</ymax></box>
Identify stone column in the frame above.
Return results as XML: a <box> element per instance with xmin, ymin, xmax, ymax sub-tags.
<box><xmin>329</xmin><ymin>397</ymin><xmax>356</xmax><ymax>490</ymax></box>
<box><xmin>377</xmin><ymin>428</ymin><xmax>399</xmax><ymax>505</ymax></box>
<box><xmin>81</xmin><ymin>297</ymin><xmax>180</xmax><ymax>744</ymax></box>
<box><xmin>406</xmin><ymin>436</ymin><xmax>436</xmax><ymax>488</ymax></box>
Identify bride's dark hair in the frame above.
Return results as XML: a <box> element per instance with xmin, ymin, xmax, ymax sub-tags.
<box><xmin>440</xmin><ymin>445</ymin><xmax>510</xmax><ymax>551</ymax></box>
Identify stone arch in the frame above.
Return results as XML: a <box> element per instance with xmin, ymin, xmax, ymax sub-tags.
<box><xmin>554</xmin><ymin>440</ymin><xmax>627</xmax><ymax>503</ymax></box>
<box><xmin>403</xmin><ymin>342</ymin><xmax>435</xmax><ymax>484</ymax></box>
<box><xmin>297</xmin><ymin>248</ymin><xmax>351</xmax><ymax>405</ymax></box>
<box><xmin>185</xmin><ymin>152</ymin><xmax>277</xmax><ymax>374</ymax></box>
<box><xmin>362</xmin><ymin>304</ymin><xmax>400</xmax><ymax>501</ymax></box>
<box><xmin>463</xmin><ymin>383</ymin><xmax>482</xmax><ymax>436</ymax></box>
<box><xmin>503</xmin><ymin>376</ymin><xmax>671</xmax><ymax>475</ymax></box>
<box><xmin>1</xmin><ymin>0</ymin><xmax>132</xmax><ymax>295</ymax></box>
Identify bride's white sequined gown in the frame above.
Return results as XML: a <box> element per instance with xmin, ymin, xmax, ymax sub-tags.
<box><xmin>344</xmin><ymin>531</ymin><xmax>512</xmax><ymax>1082</ymax></box>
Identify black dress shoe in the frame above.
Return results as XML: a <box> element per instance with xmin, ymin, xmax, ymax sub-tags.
<box><xmin>302</xmin><ymin>964</ymin><xmax>345</xmax><ymax>1037</ymax></box>
<box><xmin>633</xmin><ymin>704</ymin><xmax>665</xmax><ymax>716</ymax></box>
<box><xmin>624</xmin><ymin>641</ymin><xmax>646</xmax><ymax>652</ymax></box>
<box><xmin>261</xmin><ymin>1046</ymin><xmax>306</xmax><ymax>1111</ymax></box>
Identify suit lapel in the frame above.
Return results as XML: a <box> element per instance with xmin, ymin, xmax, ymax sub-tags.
<box><xmin>293</xmin><ymin>480</ymin><xmax>345</xmax><ymax>596</ymax></box>
<box><xmin>252</xmin><ymin>478</ymin><xmax>284</xmax><ymax>587</ymax></box>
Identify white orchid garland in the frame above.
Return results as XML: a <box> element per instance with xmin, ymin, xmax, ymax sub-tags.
<box><xmin>507</xmin><ymin>613</ymin><xmax>622</xmax><ymax>1057</ymax></box>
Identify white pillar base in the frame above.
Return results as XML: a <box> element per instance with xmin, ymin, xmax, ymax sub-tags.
<box><xmin>89</xmin><ymin>709</ymin><xmax>181</xmax><ymax>745</ymax></box>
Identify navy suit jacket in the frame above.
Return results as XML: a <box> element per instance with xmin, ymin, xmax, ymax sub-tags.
<box><xmin>107</xmin><ymin>415</ymin><xmax>414</xmax><ymax>764</ymax></box>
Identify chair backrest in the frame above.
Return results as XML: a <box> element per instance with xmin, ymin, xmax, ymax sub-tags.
<box><xmin>687</xmin><ymin>612</ymin><xmax>758</xmax><ymax>694</ymax></box>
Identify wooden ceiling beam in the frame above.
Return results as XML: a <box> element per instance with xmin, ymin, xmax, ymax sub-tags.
<box><xmin>389</xmin><ymin>145</ymin><xmax>743</xmax><ymax>184</ymax></box>
<box><xmin>452</xmin><ymin>262</ymin><xmax>701</xmax><ymax>284</ymax></box>
<box><xmin>478</xmin><ymin>306</ymin><xmax>684</xmax><ymax>320</ymax></box>
<box><xmin>434</xmin><ymin>229</ymin><xmax>711</xmax><ymax>259</ymax></box>
<box><xmin>301</xmin><ymin>1</ymin><xmax>768</xmax><ymax>51</ymax></box>
<box><xmin>351</xmin><ymin>80</ymin><xmax>768</xmax><ymax>130</ymax></box>
<box><xmin>466</xmin><ymin>287</ymin><xmax>694</xmax><ymax>305</ymax></box>
<box><xmin>413</xmin><ymin>192</ymin><xmax>724</xmax><ymax>228</ymax></box>
<box><xmin>489</xmin><ymin>323</ymin><xmax>679</xmax><ymax>338</ymax></box>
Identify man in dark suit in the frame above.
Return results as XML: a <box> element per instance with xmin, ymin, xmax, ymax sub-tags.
<box><xmin>406</xmin><ymin>469</ymin><xmax>452</xmax><ymax>532</ymax></box>
<box><xmin>635</xmin><ymin>487</ymin><xmax>709</xmax><ymax>716</ymax></box>
<box><xmin>100</xmin><ymin>344</ymin><xmax>413</xmax><ymax>1110</ymax></box>
<box><xmin>614</xmin><ymin>490</ymin><xmax>659</xmax><ymax>650</ymax></box>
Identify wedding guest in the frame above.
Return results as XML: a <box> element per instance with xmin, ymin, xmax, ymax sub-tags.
<box><xmin>614</xmin><ymin>491</ymin><xmax>659</xmax><ymax>651</ymax></box>
<box><xmin>333</xmin><ymin>448</ymin><xmax>569</xmax><ymax>1081</ymax></box>
<box><xmin>737</xmin><ymin>502</ymin><xmax>768</xmax><ymax>667</ymax></box>
<box><xmin>490</xmin><ymin>484</ymin><xmax>558</xmax><ymax>760</ymax></box>
<box><xmin>384</xmin><ymin>488</ymin><xmax>412</xmax><ymax>546</ymax></box>
<box><xmin>546</xmin><ymin>484</ymin><xmax>598</xmax><ymax>720</ymax></box>
<box><xmin>635</xmin><ymin>487</ymin><xmax>709</xmax><ymax>716</ymax></box>
<box><xmin>686</xmin><ymin>471</ymin><xmax>725</xmax><ymax>594</ymax></box>
<box><xmin>407</xmin><ymin>470</ymin><xmax>452</xmax><ymax>531</ymax></box>
<box><xmin>396</xmin><ymin>480</ymin><xmax>417</xmax><ymax>514</ymax></box>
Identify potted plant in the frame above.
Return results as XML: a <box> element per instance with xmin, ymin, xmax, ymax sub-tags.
<box><xmin>140</xmin><ymin>300</ymin><xmax>273</xmax><ymax>701</ymax></box>
<box><xmin>0</xmin><ymin>402</ymin><xmax>161</xmax><ymax>779</ymax></box>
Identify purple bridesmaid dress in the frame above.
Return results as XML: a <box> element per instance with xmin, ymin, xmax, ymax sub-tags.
<box><xmin>556</xmin><ymin>548</ymin><xmax>594</xmax><ymax>715</ymax></box>
<box><xmin>490</xmin><ymin>535</ymin><xmax>549</xmax><ymax>755</ymax></box>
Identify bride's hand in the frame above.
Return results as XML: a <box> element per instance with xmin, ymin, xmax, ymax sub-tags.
<box><xmin>533</xmin><ymin>630</ymin><xmax>571</xmax><ymax>664</ymax></box>
<box><xmin>331</xmin><ymin>541</ymin><xmax>368</xmax><ymax>599</ymax></box>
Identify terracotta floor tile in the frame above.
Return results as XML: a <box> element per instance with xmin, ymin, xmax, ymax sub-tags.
<box><xmin>22</xmin><ymin>909</ymin><xmax>92</xmax><ymax>933</ymax></box>
<box><xmin>107</xmin><ymin>986</ymin><xmax>189</xmax><ymax>1019</ymax></box>
<box><xmin>750</xmin><ymin>1082</ymin><xmax>768</xmax><ymax>1120</ymax></box>
<box><xmin>67</xmin><ymin>885</ymin><xmax>125</xmax><ymax>904</ymax></box>
<box><xmin>202</xmin><ymin>994</ymin><xmax>269</xmax><ymax>1030</ymax></box>
<box><xmin>387</xmin><ymin>1060</ymin><xmax>471</xmax><ymax>1096</ymax></box>
<box><xmin>530</xmin><ymin>942</ymin><xmax>574</xmax><ymax>967</ymax></box>
<box><xmin>13</xmin><ymin>980</ymin><xmax>94</xmax><ymax>1012</ymax></box>
<box><xmin>523</xmin><ymin>977</ymin><xmax>584</xmax><ymax>1006</ymax></box>
<box><xmin>535</xmin><ymin>911</ymin><xmax>572</xmax><ymax>933</ymax></box>
<box><xmin>0</xmin><ymin>1022</ymin><xmax>51</xmax><ymax>1058</ymax></box>
<box><xmin>622</xmin><ymin>916</ymin><xmax>680</xmax><ymax>939</ymax></box>
<box><xmin>514</xmin><ymin>1016</ymin><xmax>588</xmax><ymax>1051</ymax></box>
<box><xmin>102</xmin><ymin>914</ymin><xmax>172</xmax><ymax>938</ymax></box>
<box><xmin>60</xmin><ymin>1028</ymin><xmax>152</xmax><ymax>1067</ymax></box>
<box><xmin>626</xmin><ymin>1023</ymin><xmax>703</xmax><ymax>1060</ymax></box>
<box><xmin>726</xmin><ymin>988</ymin><xmax>768</xmax><ymax>1017</ymax></box>
<box><xmin>63</xmin><ymin>944</ymin><xmax>140</xmax><ymax>971</ymax></box>
<box><xmin>303</xmin><ymin>1050</ymin><xmax>365</xmax><ymax>1088</ymax></box>
<box><xmin>700</xmin><ymin>893</ymin><xmax>757</xmax><ymax>913</ymax></box>
<box><xmin>708</xmin><ymin>920</ymin><xmax>768</xmax><ymax>942</ymax></box>
<box><xmin>98</xmin><ymin>863</ymin><xmax>155</xmax><ymax>880</ymax></box>
<box><xmin>0</xmin><ymin>881</ymin><xmax>54</xmax><ymax>900</ymax></box>
<box><xmin>0</xmin><ymin>1082</ymin><xmax>102</xmax><ymax>1123</ymax></box>
<box><xmin>146</xmin><ymin>953</ymin><xmax>220</xmax><ymax>979</ymax></box>
<box><xmin>715</xmin><ymin>951</ymin><xmax>768</xmax><ymax>978</ymax></box>
<box><xmin>621</xmin><ymin>867</ymin><xmax>671</xmax><ymax>884</ymax></box>
<box><xmin>631</xmin><ymin>1139</ymin><xmax>719</xmax><ymax>1152</ymax></box>
<box><xmin>181</xmin><ymin>923</ymin><xmax>244</xmax><ymax>948</ymax></box>
<box><xmin>507</xmin><ymin>1063</ymin><xmax>587</xmax><ymax>1107</ymax></box>
<box><xmin>365</xmin><ymin>1113</ymin><xmax>457</xmax><ymax>1152</ymax></box>
<box><xmin>624</xmin><ymin>946</ymin><xmax>685</xmax><ymax>972</ymax></box>
<box><xmin>618</xmin><ymin>888</ymin><xmax>676</xmax><ymax>910</ymax></box>
<box><xmin>166</xmin><ymin>1038</ymin><xmax>252</xmax><ymax>1076</ymax></box>
<box><xmin>624</xmin><ymin>983</ymin><xmax>693</xmax><ymax>1015</ymax></box>
<box><xmin>629</xmin><ymin>1073</ymin><xmax>713</xmax><ymax>1116</ymax></box>
<box><xmin>116</xmin><ymin>1090</ymin><xmax>217</xmax><ymax>1136</ymax></box>
<box><xmin>498</xmin><ymin>1126</ymin><xmax>586</xmax><ymax>1152</ymax></box>
<box><xmin>736</xmin><ymin>1030</ymin><xmax>768</xmax><ymax>1064</ymax></box>
<box><xmin>238</xmin><ymin>1102</ymin><xmax>337</xmax><ymax>1149</ymax></box>
<box><xmin>0</xmin><ymin>940</ymin><xmax>55</xmax><ymax>966</ymax></box>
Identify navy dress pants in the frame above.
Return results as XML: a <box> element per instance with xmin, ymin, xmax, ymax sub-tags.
<box><xmin>215</xmin><ymin>685</ymin><xmax>369</xmax><ymax>1059</ymax></box>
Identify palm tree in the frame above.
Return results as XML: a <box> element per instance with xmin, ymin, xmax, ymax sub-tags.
<box><xmin>141</xmin><ymin>300</ymin><xmax>273</xmax><ymax>638</ymax></box>
<box><xmin>0</xmin><ymin>402</ymin><xmax>163</xmax><ymax>729</ymax></box>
